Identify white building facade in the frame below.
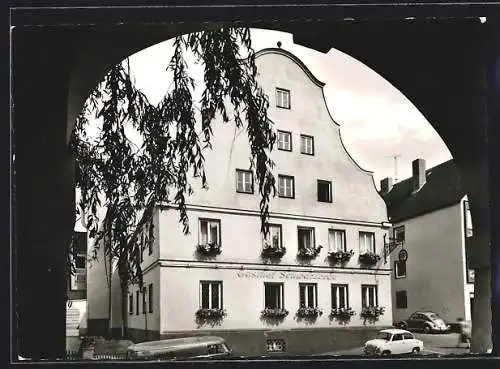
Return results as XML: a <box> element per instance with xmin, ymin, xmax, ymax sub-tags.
<box><xmin>381</xmin><ymin>159</ymin><xmax>474</xmax><ymax>327</ymax></box>
<box><xmin>88</xmin><ymin>47</ymin><xmax>393</xmax><ymax>356</ymax></box>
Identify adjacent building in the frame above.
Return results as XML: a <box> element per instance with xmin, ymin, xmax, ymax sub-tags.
<box><xmin>87</xmin><ymin>47</ymin><xmax>393</xmax><ymax>356</ymax></box>
<box><xmin>380</xmin><ymin>158</ymin><xmax>474</xmax><ymax>326</ymax></box>
<box><xmin>66</xmin><ymin>231</ymin><xmax>88</xmax><ymax>350</ymax></box>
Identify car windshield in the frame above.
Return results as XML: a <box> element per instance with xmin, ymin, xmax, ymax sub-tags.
<box><xmin>375</xmin><ymin>332</ymin><xmax>392</xmax><ymax>341</ymax></box>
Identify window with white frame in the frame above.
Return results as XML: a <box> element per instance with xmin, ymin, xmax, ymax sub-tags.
<box><xmin>278</xmin><ymin>175</ymin><xmax>295</xmax><ymax>198</ymax></box>
<box><xmin>199</xmin><ymin>219</ymin><xmax>221</xmax><ymax>246</ymax></box>
<box><xmin>200</xmin><ymin>281</ymin><xmax>223</xmax><ymax>309</ymax></box>
<box><xmin>361</xmin><ymin>285</ymin><xmax>378</xmax><ymax>308</ymax></box>
<box><xmin>317</xmin><ymin>180</ymin><xmax>332</xmax><ymax>202</ymax></box>
<box><xmin>331</xmin><ymin>284</ymin><xmax>349</xmax><ymax>309</ymax></box>
<box><xmin>136</xmin><ymin>290</ymin><xmax>140</xmax><ymax>315</ymax></box>
<box><xmin>299</xmin><ymin>283</ymin><xmax>318</xmax><ymax>308</ymax></box>
<box><xmin>236</xmin><ymin>169</ymin><xmax>254</xmax><ymax>193</ymax></box>
<box><xmin>396</xmin><ymin>290</ymin><xmax>408</xmax><ymax>309</ymax></box>
<box><xmin>128</xmin><ymin>294</ymin><xmax>133</xmax><ymax>315</ymax></box>
<box><xmin>328</xmin><ymin>229</ymin><xmax>346</xmax><ymax>252</ymax></box>
<box><xmin>359</xmin><ymin>231</ymin><xmax>375</xmax><ymax>253</ymax></box>
<box><xmin>148</xmin><ymin>283</ymin><xmax>153</xmax><ymax>313</ymax></box>
<box><xmin>394</xmin><ymin>226</ymin><xmax>405</xmax><ymax>242</ymax></box>
<box><xmin>276</xmin><ymin>88</ymin><xmax>290</xmax><ymax>109</ymax></box>
<box><xmin>394</xmin><ymin>260</ymin><xmax>407</xmax><ymax>279</ymax></box>
<box><xmin>264</xmin><ymin>282</ymin><xmax>284</xmax><ymax>309</ymax></box>
<box><xmin>264</xmin><ymin>224</ymin><xmax>282</xmax><ymax>248</ymax></box>
<box><xmin>298</xmin><ymin>227</ymin><xmax>315</xmax><ymax>251</ymax></box>
<box><xmin>142</xmin><ymin>289</ymin><xmax>147</xmax><ymax>314</ymax></box>
<box><xmin>300</xmin><ymin>134</ymin><xmax>314</xmax><ymax>155</ymax></box>
<box><xmin>277</xmin><ymin>130</ymin><xmax>292</xmax><ymax>151</ymax></box>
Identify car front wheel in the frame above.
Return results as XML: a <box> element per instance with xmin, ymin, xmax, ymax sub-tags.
<box><xmin>423</xmin><ymin>326</ymin><xmax>431</xmax><ymax>334</ymax></box>
<box><xmin>381</xmin><ymin>351</ymin><xmax>391</xmax><ymax>357</ymax></box>
<box><xmin>412</xmin><ymin>347</ymin><xmax>421</xmax><ymax>355</ymax></box>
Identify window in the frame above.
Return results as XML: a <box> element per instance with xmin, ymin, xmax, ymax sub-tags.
<box><xmin>200</xmin><ymin>281</ymin><xmax>223</xmax><ymax>309</ymax></box>
<box><xmin>277</xmin><ymin>130</ymin><xmax>292</xmax><ymax>151</ymax></box>
<box><xmin>299</xmin><ymin>283</ymin><xmax>318</xmax><ymax>308</ymax></box>
<box><xmin>328</xmin><ymin>229</ymin><xmax>346</xmax><ymax>252</ymax></box>
<box><xmin>317</xmin><ymin>180</ymin><xmax>332</xmax><ymax>203</ymax></box>
<box><xmin>136</xmin><ymin>290</ymin><xmax>140</xmax><ymax>315</ymax></box>
<box><xmin>142</xmin><ymin>289</ymin><xmax>147</xmax><ymax>314</ymax></box>
<box><xmin>199</xmin><ymin>219</ymin><xmax>221</xmax><ymax>246</ymax></box>
<box><xmin>148</xmin><ymin>283</ymin><xmax>154</xmax><ymax>313</ymax></box>
<box><xmin>298</xmin><ymin>227</ymin><xmax>315</xmax><ymax>251</ymax></box>
<box><xmin>394</xmin><ymin>226</ymin><xmax>405</xmax><ymax>242</ymax></box>
<box><xmin>394</xmin><ymin>260</ymin><xmax>407</xmax><ymax>279</ymax></box>
<box><xmin>396</xmin><ymin>290</ymin><xmax>408</xmax><ymax>309</ymax></box>
<box><xmin>235</xmin><ymin>169</ymin><xmax>254</xmax><ymax>194</ymax></box>
<box><xmin>128</xmin><ymin>294</ymin><xmax>133</xmax><ymax>315</ymax></box>
<box><xmin>264</xmin><ymin>224</ymin><xmax>282</xmax><ymax>248</ymax></box>
<box><xmin>300</xmin><ymin>134</ymin><xmax>314</xmax><ymax>155</ymax></box>
<box><xmin>359</xmin><ymin>232</ymin><xmax>375</xmax><ymax>253</ymax></box>
<box><xmin>278</xmin><ymin>175</ymin><xmax>295</xmax><ymax>198</ymax></box>
<box><xmin>140</xmin><ymin>235</ymin><xmax>144</xmax><ymax>263</ymax></box>
<box><xmin>392</xmin><ymin>334</ymin><xmax>403</xmax><ymax>341</ymax></box>
<box><xmin>403</xmin><ymin>333</ymin><xmax>414</xmax><ymax>340</ymax></box>
<box><xmin>331</xmin><ymin>284</ymin><xmax>349</xmax><ymax>309</ymax></box>
<box><xmin>75</xmin><ymin>253</ymin><xmax>86</xmax><ymax>269</ymax></box>
<box><xmin>264</xmin><ymin>282</ymin><xmax>284</xmax><ymax>309</ymax></box>
<box><xmin>276</xmin><ymin>88</ymin><xmax>290</xmax><ymax>109</ymax></box>
<box><xmin>464</xmin><ymin>201</ymin><xmax>473</xmax><ymax>238</ymax></box>
<box><xmin>148</xmin><ymin>228</ymin><xmax>153</xmax><ymax>256</ymax></box>
<box><xmin>361</xmin><ymin>285</ymin><xmax>378</xmax><ymax>308</ymax></box>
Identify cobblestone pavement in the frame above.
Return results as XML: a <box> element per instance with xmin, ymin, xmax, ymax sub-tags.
<box><xmin>317</xmin><ymin>332</ymin><xmax>471</xmax><ymax>357</ymax></box>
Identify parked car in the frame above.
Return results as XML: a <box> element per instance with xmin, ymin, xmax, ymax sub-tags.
<box><xmin>126</xmin><ymin>336</ymin><xmax>232</xmax><ymax>360</ymax></box>
<box><xmin>364</xmin><ymin>329</ymin><xmax>424</xmax><ymax>356</ymax></box>
<box><xmin>394</xmin><ymin>311</ymin><xmax>450</xmax><ymax>333</ymax></box>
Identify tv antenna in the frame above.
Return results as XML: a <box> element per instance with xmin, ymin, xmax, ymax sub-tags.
<box><xmin>385</xmin><ymin>154</ymin><xmax>401</xmax><ymax>182</ymax></box>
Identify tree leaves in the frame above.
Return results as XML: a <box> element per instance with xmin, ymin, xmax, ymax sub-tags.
<box><xmin>70</xmin><ymin>28</ymin><xmax>276</xmax><ymax>299</ymax></box>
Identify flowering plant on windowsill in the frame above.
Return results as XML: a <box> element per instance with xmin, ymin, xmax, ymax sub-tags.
<box><xmin>327</xmin><ymin>249</ymin><xmax>354</xmax><ymax>264</ymax></box>
<box><xmin>195</xmin><ymin>308</ymin><xmax>227</xmax><ymax>327</ymax></box>
<box><xmin>260</xmin><ymin>307</ymin><xmax>290</xmax><ymax>320</ymax></box>
<box><xmin>329</xmin><ymin>307</ymin><xmax>356</xmax><ymax>324</ymax></box>
<box><xmin>196</xmin><ymin>242</ymin><xmax>222</xmax><ymax>256</ymax></box>
<box><xmin>358</xmin><ymin>252</ymin><xmax>380</xmax><ymax>266</ymax></box>
<box><xmin>261</xmin><ymin>242</ymin><xmax>287</xmax><ymax>259</ymax></box>
<box><xmin>360</xmin><ymin>306</ymin><xmax>385</xmax><ymax>324</ymax></box>
<box><xmin>297</xmin><ymin>245</ymin><xmax>323</xmax><ymax>260</ymax></box>
<box><xmin>296</xmin><ymin>306</ymin><xmax>323</xmax><ymax>319</ymax></box>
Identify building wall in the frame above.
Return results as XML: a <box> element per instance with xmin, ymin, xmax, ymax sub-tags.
<box><xmin>158</xmin><ymin>207</ymin><xmax>388</xmax><ymax>267</ymax></box>
<box><xmin>182</xmin><ymin>51</ymin><xmax>387</xmax><ymax>224</ymax></box>
<box><xmin>160</xmin><ymin>264</ymin><xmax>392</xmax><ymax>332</ymax></box>
<box><xmin>391</xmin><ymin>202</ymin><xmax>469</xmax><ymax>323</ymax></box>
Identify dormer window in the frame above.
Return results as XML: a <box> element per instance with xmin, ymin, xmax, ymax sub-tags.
<box><xmin>276</xmin><ymin>88</ymin><xmax>290</xmax><ymax>109</ymax></box>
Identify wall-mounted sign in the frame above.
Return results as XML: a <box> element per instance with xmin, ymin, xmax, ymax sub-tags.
<box><xmin>398</xmin><ymin>249</ymin><xmax>408</xmax><ymax>262</ymax></box>
<box><xmin>236</xmin><ymin>270</ymin><xmax>337</xmax><ymax>280</ymax></box>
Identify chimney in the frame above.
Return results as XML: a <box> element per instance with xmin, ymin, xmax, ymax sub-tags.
<box><xmin>412</xmin><ymin>158</ymin><xmax>426</xmax><ymax>191</ymax></box>
<box><xmin>380</xmin><ymin>177</ymin><xmax>393</xmax><ymax>194</ymax></box>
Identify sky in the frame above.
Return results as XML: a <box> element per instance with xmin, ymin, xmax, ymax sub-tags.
<box><xmin>125</xmin><ymin>28</ymin><xmax>452</xmax><ymax>189</ymax></box>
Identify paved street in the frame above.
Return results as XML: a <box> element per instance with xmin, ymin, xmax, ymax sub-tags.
<box><xmin>318</xmin><ymin>332</ymin><xmax>471</xmax><ymax>357</ymax></box>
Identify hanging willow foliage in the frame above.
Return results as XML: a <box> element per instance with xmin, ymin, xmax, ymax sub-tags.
<box><xmin>69</xmin><ymin>28</ymin><xmax>276</xmax><ymax>295</ymax></box>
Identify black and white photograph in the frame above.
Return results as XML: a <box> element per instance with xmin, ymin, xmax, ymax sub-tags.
<box><xmin>9</xmin><ymin>1</ymin><xmax>500</xmax><ymax>364</ymax></box>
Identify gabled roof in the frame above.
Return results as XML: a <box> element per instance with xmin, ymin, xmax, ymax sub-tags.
<box><xmin>380</xmin><ymin>159</ymin><xmax>466</xmax><ymax>223</ymax></box>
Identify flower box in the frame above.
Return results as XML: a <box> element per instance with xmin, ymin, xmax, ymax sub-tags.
<box><xmin>327</xmin><ymin>250</ymin><xmax>354</xmax><ymax>264</ymax></box>
<box><xmin>329</xmin><ymin>307</ymin><xmax>356</xmax><ymax>324</ymax></box>
<box><xmin>261</xmin><ymin>244</ymin><xmax>287</xmax><ymax>259</ymax></box>
<box><xmin>260</xmin><ymin>307</ymin><xmax>289</xmax><ymax>321</ymax></box>
<box><xmin>360</xmin><ymin>306</ymin><xmax>385</xmax><ymax>324</ymax></box>
<box><xmin>358</xmin><ymin>252</ymin><xmax>380</xmax><ymax>266</ymax></box>
<box><xmin>296</xmin><ymin>306</ymin><xmax>323</xmax><ymax>319</ymax></box>
<box><xmin>195</xmin><ymin>308</ymin><xmax>227</xmax><ymax>327</ymax></box>
<box><xmin>297</xmin><ymin>245</ymin><xmax>322</xmax><ymax>260</ymax></box>
<box><xmin>196</xmin><ymin>242</ymin><xmax>222</xmax><ymax>256</ymax></box>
